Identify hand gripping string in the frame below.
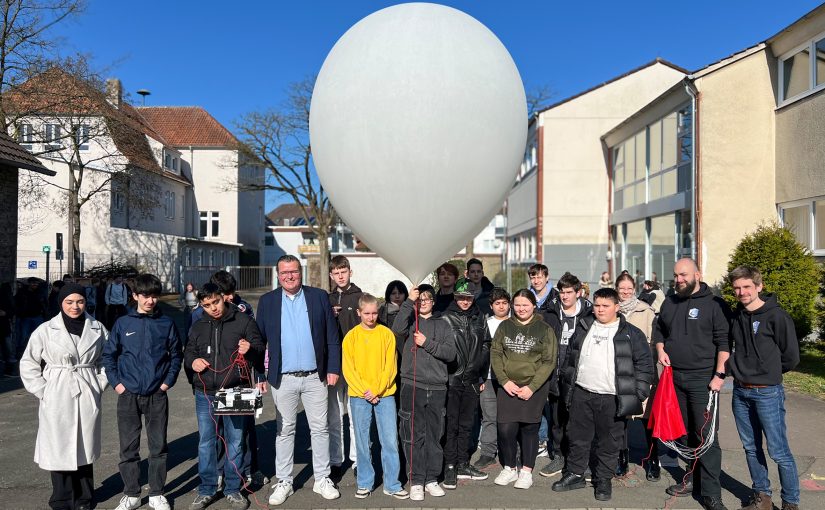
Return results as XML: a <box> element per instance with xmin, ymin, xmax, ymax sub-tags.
<box><xmin>196</xmin><ymin>350</ymin><xmax>268</xmax><ymax>509</ymax></box>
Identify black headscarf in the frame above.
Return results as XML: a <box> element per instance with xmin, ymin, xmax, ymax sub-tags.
<box><xmin>58</xmin><ymin>282</ymin><xmax>87</xmax><ymax>336</ymax></box>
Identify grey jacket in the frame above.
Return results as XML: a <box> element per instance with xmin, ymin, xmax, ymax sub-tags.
<box><xmin>392</xmin><ymin>299</ymin><xmax>456</xmax><ymax>390</ymax></box>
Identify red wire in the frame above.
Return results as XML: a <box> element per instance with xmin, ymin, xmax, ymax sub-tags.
<box><xmin>196</xmin><ymin>349</ymin><xmax>268</xmax><ymax>510</ymax></box>
<box><xmin>408</xmin><ymin>300</ymin><xmax>419</xmax><ymax>486</ymax></box>
<box><xmin>662</xmin><ymin>395</ymin><xmax>715</xmax><ymax>510</ymax></box>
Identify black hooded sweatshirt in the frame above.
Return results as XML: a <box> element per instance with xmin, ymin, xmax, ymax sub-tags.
<box><xmin>653</xmin><ymin>282</ymin><xmax>731</xmax><ymax>371</ymax></box>
<box><xmin>728</xmin><ymin>294</ymin><xmax>799</xmax><ymax>385</ymax></box>
<box><xmin>329</xmin><ymin>283</ymin><xmax>363</xmax><ymax>339</ymax></box>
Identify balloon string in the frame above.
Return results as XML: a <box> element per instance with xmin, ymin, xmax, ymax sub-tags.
<box><xmin>408</xmin><ymin>298</ymin><xmax>420</xmax><ymax>487</ymax></box>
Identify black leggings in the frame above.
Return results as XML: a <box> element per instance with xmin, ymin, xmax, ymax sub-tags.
<box><xmin>498</xmin><ymin>422</ymin><xmax>540</xmax><ymax>470</ymax></box>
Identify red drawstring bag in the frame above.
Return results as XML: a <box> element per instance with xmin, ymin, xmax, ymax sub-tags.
<box><xmin>647</xmin><ymin>366</ymin><xmax>687</xmax><ymax>441</ymax></box>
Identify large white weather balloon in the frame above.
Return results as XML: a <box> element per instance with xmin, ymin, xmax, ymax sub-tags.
<box><xmin>310</xmin><ymin>2</ymin><xmax>527</xmax><ymax>284</ymax></box>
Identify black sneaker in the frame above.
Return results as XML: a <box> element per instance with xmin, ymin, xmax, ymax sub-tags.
<box><xmin>473</xmin><ymin>454</ymin><xmax>497</xmax><ymax>470</ymax></box>
<box><xmin>189</xmin><ymin>493</ymin><xmax>217</xmax><ymax>510</ymax></box>
<box><xmin>456</xmin><ymin>463</ymin><xmax>488</xmax><ymax>480</ymax></box>
<box><xmin>700</xmin><ymin>496</ymin><xmax>729</xmax><ymax>510</ymax></box>
<box><xmin>551</xmin><ymin>472</ymin><xmax>587</xmax><ymax>492</ymax></box>
<box><xmin>443</xmin><ymin>464</ymin><xmax>457</xmax><ymax>489</ymax></box>
<box><xmin>539</xmin><ymin>455</ymin><xmax>565</xmax><ymax>478</ymax></box>
<box><xmin>594</xmin><ymin>479</ymin><xmax>612</xmax><ymax>501</ymax></box>
<box><xmin>645</xmin><ymin>459</ymin><xmax>661</xmax><ymax>482</ymax></box>
<box><xmin>666</xmin><ymin>480</ymin><xmax>693</xmax><ymax>497</ymax></box>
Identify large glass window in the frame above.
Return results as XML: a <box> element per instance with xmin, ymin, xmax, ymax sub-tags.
<box><xmin>783</xmin><ymin>204</ymin><xmax>811</xmax><ymax>249</ymax></box>
<box><xmin>817</xmin><ymin>37</ymin><xmax>825</xmax><ymax>87</ymax></box>
<box><xmin>612</xmin><ymin>225</ymin><xmax>623</xmax><ymax>274</ymax></box>
<box><xmin>625</xmin><ymin>220</ymin><xmax>646</xmax><ymax>277</ymax></box>
<box><xmin>651</xmin><ymin>214</ymin><xmax>676</xmax><ymax>290</ymax></box>
<box><xmin>662</xmin><ymin>113</ymin><xmax>678</xmax><ymax>170</ymax></box>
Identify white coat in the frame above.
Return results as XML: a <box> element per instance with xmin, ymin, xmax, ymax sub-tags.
<box><xmin>19</xmin><ymin>313</ymin><xmax>109</xmax><ymax>471</ymax></box>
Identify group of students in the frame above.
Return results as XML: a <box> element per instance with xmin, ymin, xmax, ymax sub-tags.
<box><xmin>17</xmin><ymin>253</ymin><xmax>802</xmax><ymax>510</ymax></box>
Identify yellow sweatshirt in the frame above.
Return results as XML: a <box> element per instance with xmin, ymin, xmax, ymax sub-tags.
<box><xmin>342</xmin><ymin>323</ymin><xmax>398</xmax><ymax>398</ymax></box>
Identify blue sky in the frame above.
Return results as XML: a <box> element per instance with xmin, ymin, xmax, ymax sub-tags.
<box><xmin>52</xmin><ymin>1</ymin><xmax>824</xmax><ymax>211</ymax></box>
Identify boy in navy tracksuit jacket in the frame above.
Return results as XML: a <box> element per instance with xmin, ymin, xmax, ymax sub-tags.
<box><xmin>102</xmin><ymin>274</ymin><xmax>182</xmax><ymax>510</ymax></box>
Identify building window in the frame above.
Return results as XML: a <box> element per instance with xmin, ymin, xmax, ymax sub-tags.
<box><xmin>172</xmin><ymin>158</ymin><xmax>178</xmax><ymax>171</ymax></box>
<box><xmin>45</xmin><ymin>123</ymin><xmax>61</xmax><ymax>149</ymax></box>
<box><xmin>209</xmin><ymin>250</ymin><xmax>215</xmax><ymax>266</ymax></box>
<box><xmin>164</xmin><ymin>152</ymin><xmax>171</xmax><ymax>168</ymax></box>
<box><xmin>779</xmin><ymin>31</ymin><xmax>825</xmax><ymax>104</ymax></box>
<box><xmin>113</xmin><ymin>191</ymin><xmax>125</xmax><ymax>213</ymax></box>
<box><xmin>75</xmin><ymin>124</ymin><xmax>90</xmax><ymax>150</ymax></box>
<box><xmin>265</xmin><ymin>235</ymin><xmax>274</xmax><ymax>246</ymax></box>
<box><xmin>164</xmin><ymin>191</ymin><xmax>176</xmax><ymax>219</ymax></box>
<box><xmin>199</xmin><ymin>211</ymin><xmax>220</xmax><ymax>238</ymax></box>
<box><xmin>18</xmin><ymin>123</ymin><xmax>34</xmax><ymax>148</ymax></box>
<box><xmin>185</xmin><ymin>248</ymin><xmax>192</xmax><ymax>266</ymax></box>
<box><xmin>779</xmin><ymin>198</ymin><xmax>825</xmax><ymax>253</ymax></box>
<box><xmin>197</xmin><ymin>249</ymin><xmax>203</xmax><ymax>266</ymax></box>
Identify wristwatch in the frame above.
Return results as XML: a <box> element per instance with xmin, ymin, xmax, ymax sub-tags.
<box><xmin>714</xmin><ymin>371</ymin><xmax>727</xmax><ymax>379</ymax></box>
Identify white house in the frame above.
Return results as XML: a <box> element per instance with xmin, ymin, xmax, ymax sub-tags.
<box><xmin>11</xmin><ymin>70</ymin><xmax>240</xmax><ymax>290</ymax></box>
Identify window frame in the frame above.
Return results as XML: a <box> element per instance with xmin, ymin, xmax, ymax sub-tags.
<box><xmin>778</xmin><ymin>29</ymin><xmax>825</xmax><ymax>107</ymax></box>
<box><xmin>779</xmin><ymin>196</ymin><xmax>825</xmax><ymax>255</ymax></box>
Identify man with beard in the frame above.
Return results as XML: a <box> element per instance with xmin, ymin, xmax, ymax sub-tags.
<box><xmin>654</xmin><ymin>258</ymin><xmax>731</xmax><ymax>510</ymax></box>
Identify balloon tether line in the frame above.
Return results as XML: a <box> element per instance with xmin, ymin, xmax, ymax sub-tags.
<box><xmin>408</xmin><ymin>298</ymin><xmax>420</xmax><ymax>487</ymax></box>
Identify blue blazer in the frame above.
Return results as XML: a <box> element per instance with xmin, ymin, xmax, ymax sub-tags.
<box><xmin>256</xmin><ymin>285</ymin><xmax>341</xmax><ymax>386</ymax></box>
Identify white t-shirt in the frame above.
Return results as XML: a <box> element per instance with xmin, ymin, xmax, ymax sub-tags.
<box><xmin>575</xmin><ymin>319</ymin><xmax>620</xmax><ymax>395</ymax></box>
<box><xmin>486</xmin><ymin>316</ymin><xmax>508</xmax><ymax>380</ymax></box>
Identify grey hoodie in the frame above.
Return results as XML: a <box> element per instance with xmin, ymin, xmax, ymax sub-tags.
<box><xmin>392</xmin><ymin>299</ymin><xmax>457</xmax><ymax>390</ymax></box>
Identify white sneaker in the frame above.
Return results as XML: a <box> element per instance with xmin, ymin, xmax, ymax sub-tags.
<box><xmin>514</xmin><ymin>470</ymin><xmax>533</xmax><ymax>489</ymax></box>
<box><xmin>494</xmin><ymin>466</ymin><xmax>519</xmax><ymax>486</ymax></box>
<box><xmin>424</xmin><ymin>481</ymin><xmax>445</xmax><ymax>496</ymax></box>
<box><xmin>268</xmin><ymin>481</ymin><xmax>294</xmax><ymax>506</ymax></box>
<box><xmin>409</xmin><ymin>485</ymin><xmax>424</xmax><ymax>501</ymax></box>
<box><xmin>313</xmin><ymin>477</ymin><xmax>340</xmax><ymax>500</ymax></box>
<box><xmin>537</xmin><ymin>441</ymin><xmax>549</xmax><ymax>457</ymax></box>
<box><xmin>148</xmin><ymin>495</ymin><xmax>170</xmax><ymax>510</ymax></box>
<box><xmin>116</xmin><ymin>495</ymin><xmax>141</xmax><ymax>510</ymax></box>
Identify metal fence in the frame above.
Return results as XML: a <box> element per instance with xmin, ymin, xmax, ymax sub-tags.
<box><xmin>181</xmin><ymin>266</ymin><xmax>275</xmax><ymax>292</ymax></box>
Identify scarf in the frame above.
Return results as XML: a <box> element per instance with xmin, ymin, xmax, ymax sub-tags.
<box><xmin>58</xmin><ymin>282</ymin><xmax>88</xmax><ymax>336</ymax></box>
<box><xmin>619</xmin><ymin>297</ymin><xmax>638</xmax><ymax>317</ymax></box>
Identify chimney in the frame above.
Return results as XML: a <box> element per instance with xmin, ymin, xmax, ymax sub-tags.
<box><xmin>106</xmin><ymin>78</ymin><xmax>122</xmax><ymax>108</ymax></box>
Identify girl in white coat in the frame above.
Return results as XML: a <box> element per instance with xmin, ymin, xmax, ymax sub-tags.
<box><xmin>20</xmin><ymin>283</ymin><xmax>109</xmax><ymax>510</ymax></box>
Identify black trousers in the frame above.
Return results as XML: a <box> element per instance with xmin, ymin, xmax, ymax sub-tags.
<box><xmin>444</xmin><ymin>383</ymin><xmax>479</xmax><ymax>465</ymax></box>
<box><xmin>49</xmin><ymin>464</ymin><xmax>93</xmax><ymax>510</ymax></box>
<box><xmin>498</xmin><ymin>421</ymin><xmax>541</xmax><ymax>469</ymax></box>
<box><xmin>672</xmin><ymin>368</ymin><xmax>722</xmax><ymax>498</ymax></box>
<box><xmin>549</xmin><ymin>393</ymin><xmax>569</xmax><ymax>457</ymax></box>
<box><xmin>117</xmin><ymin>390</ymin><xmax>169</xmax><ymax>497</ymax></box>
<box><xmin>398</xmin><ymin>383</ymin><xmax>446</xmax><ymax>485</ymax></box>
<box><xmin>566</xmin><ymin>387</ymin><xmax>625</xmax><ymax>484</ymax></box>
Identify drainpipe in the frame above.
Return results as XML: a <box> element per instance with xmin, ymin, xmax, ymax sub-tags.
<box><xmin>684</xmin><ymin>78</ymin><xmax>699</xmax><ymax>263</ymax></box>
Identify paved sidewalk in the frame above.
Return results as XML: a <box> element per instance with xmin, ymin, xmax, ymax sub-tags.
<box><xmin>1</xmin><ymin>293</ymin><xmax>824</xmax><ymax>509</ymax></box>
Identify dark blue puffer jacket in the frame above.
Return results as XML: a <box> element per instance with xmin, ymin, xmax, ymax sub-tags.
<box><xmin>102</xmin><ymin>307</ymin><xmax>183</xmax><ymax>395</ymax></box>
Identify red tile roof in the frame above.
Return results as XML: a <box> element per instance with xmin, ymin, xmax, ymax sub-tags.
<box><xmin>137</xmin><ymin>106</ymin><xmax>239</xmax><ymax>148</ymax></box>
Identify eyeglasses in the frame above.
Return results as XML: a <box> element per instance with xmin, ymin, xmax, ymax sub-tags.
<box><xmin>419</xmin><ymin>298</ymin><xmax>433</xmax><ymax>303</ymax></box>
<box><xmin>279</xmin><ymin>270</ymin><xmax>300</xmax><ymax>276</ymax></box>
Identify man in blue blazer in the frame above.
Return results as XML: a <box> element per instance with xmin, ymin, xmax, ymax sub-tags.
<box><xmin>256</xmin><ymin>255</ymin><xmax>342</xmax><ymax>505</ymax></box>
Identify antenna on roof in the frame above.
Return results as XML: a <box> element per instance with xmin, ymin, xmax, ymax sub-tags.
<box><xmin>136</xmin><ymin>89</ymin><xmax>151</xmax><ymax>106</ymax></box>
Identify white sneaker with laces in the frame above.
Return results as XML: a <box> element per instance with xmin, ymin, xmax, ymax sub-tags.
<box><xmin>494</xmin><ymin>466</ymin><xmax>519</xmax><ymax>486</ymax></box>
<box><xmin>268</xmin><ymin>481</ymin><xmax>294</xmax><ymax>506</ymax></box>
<box><xmin>514</xmin><ymin>470</ymin><xmax>533</xmax><ymax>489</ymax></box>
<box><xmin>424</xmin><ymin>481</ymin><xmax>445</xmax><ymax>496</ymax></box>
<box><xmin>115</xmin><ymin>495</ymin><xmax>141</xmax><ymax>510</ymax></box>
<box><xmin>148</xmin><ymin>495</ymin><xmax>170</xmax><ymax>510</ymax></box>
<box><xmin>409</xmin><ymin>485</ymin><xmax>424</xmax><ymax>501</ymax></box>
<box><xmin>313</xmin><ymin>476</ymin><xmax>340</xmax><ymax>500</ymax></box>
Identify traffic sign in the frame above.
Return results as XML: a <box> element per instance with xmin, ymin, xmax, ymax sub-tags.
<box><xmin>42</xmin><ymin>245</ymin><xmax>51</xmax><ymax>253</ymax></box>
<box><xmin>28</xmin><ymin>261</ymin><xmax>37</xmax><ymax>269</ymax></box>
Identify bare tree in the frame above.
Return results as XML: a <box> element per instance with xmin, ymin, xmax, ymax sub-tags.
<box><xmin>7</xmin><ymin>61</ymin><xmax>160</xmax><ymax>273</ymax></box>
<box><xmin>236</xmin><ymin>76</ymin><xmax>336</xmax><ymax>289</ymax></box>
<box><xmin>0</xmin><ymin>0</ymin><xmax>85</xmax><ymax>132</ymax></box>
<box><xmin>526</xmin><ymin>83</ymin><xmax>555</xmax><ymax>118</ymax></box>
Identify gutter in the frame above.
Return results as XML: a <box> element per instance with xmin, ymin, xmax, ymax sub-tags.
<box><xmin>684</xmin><ymin>77</ymin><xmax>699</xmax><ymax>264</ymax></box>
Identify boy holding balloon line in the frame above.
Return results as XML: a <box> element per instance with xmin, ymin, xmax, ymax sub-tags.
<box><xmin>391</xmin><ymin>285</ymin><xmax>456</xmax><ymax>501</ymax></box>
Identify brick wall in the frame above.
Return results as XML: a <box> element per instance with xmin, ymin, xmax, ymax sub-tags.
<box><xmin>0</xmin><ymin>167</ymin><xmax>18</xmax><ymax>285</ymax></box>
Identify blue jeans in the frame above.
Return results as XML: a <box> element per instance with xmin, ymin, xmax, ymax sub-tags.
<box><xmin>195</xmin><ymin>392</ymin><xmax>247</xmax><ymax>496</ymax></box>
<box><xmin>350</xmin><ymin>396</ymin><xmax>402</xmax><ymax>492</ymax></box>
<box><xmin>732</xmin><ymin>383</ymin><xmax>799</xmax><ymax>504</ymax></box>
